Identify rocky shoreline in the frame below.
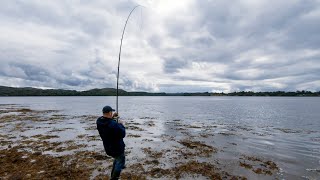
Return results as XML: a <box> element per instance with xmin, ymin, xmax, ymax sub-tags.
<box><xmin>0</xmin><ymin>104</ymin><xmax>282</xmax><ymax>179</ymax></box>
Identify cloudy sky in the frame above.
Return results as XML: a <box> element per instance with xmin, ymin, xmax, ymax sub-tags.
<box><xmin>0</xmin><ymin>0</ymin><xmax>319</xmax><ymax>92</ymax></box>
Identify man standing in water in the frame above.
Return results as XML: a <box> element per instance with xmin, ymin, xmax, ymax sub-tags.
<box><xmin>97</xmin><ymin>105</ymin><xmax>126</xmax><ymax>180</ymax></box>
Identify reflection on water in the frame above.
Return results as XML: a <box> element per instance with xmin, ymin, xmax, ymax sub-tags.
<box><xmin>0</xmin><ymin>96</ymin><xmax>319</xmax><ymax>179</ymax></box>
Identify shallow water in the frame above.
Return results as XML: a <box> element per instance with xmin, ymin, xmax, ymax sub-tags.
<box><xmin>0</xmin><ymin>96</ymin><xmax>319</xmax><ymax>179</ymax></box>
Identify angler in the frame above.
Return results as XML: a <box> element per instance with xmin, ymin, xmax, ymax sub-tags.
<box><xmin>96</xmin><ymin>106</ymin><xmax>126</xmax><ymax>180</ymax></box>
<box><xmin>96</xmin><ymin>5</ymin><xmax>141</xmax><ymax>179</ymax></box>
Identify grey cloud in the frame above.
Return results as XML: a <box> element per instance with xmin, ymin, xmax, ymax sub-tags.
<box><xmin>0</xmin><ymin>63</ymin><xmax>50</xmax><ymax>82</ymax></box>
<box><xmin>193</xmin><ymin>37</ymin><xmax>215</xmax><ymax>48</ymax></box>
<box><xmin>158</xmin><ymin>0</ymin><xmax>320</xmax><ymax>62</ymax></box>
<box><xmin>163</xmin><ymin>57</ymin><xmax>188</xmax><ymax>73</ymax></box>
<box><xmin>280</xmin><ymin>17</ymin><xmax>320</xmax><ymax>50</ymax></box>
<box><xmin>147</xmin><ymin>35</ymin><xmax>161</xmax><ymax>48</ymax></box>
<box><xmin>159</xmin><ymin>84</ymin><xmax>214</xmax><ymax>93</ymax></box>
<box><xmin>0</xmin><ymin>62</ymin><xmax>100</xmax><ymax>89</ymax></box>
<box><xmin>154</xmin><ymin>1</ymin><xmax>320</xmax><ymax>91</ymax></box>
<box><xmin>79</xmin><ymin>49</ymin><xmax>118</xmax><ymax>81</ymax></box>
<box><xmin>55</xmin><ymin>76</ymin><xmax>92</xmax><ymax>87</ymax></box>
<box><xmin>119</xmin><ymin>75</ymin><xmax>156</xmax><ymax>92</ymax></box>
<box><xmin>0</xmin><ymin>1</ymin><xmax>72</xmax><ymax>32</ymax></box>
<box><xmin>0</xmin><ymin>0</ymin><xmax>319</xmax><ymax>92</ymax></box>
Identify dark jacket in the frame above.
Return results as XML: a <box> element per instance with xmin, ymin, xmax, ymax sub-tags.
<box><xmin>96</xmin><ymin>116</ymin><xmax>126</xmax><ymax>157</ymax></box>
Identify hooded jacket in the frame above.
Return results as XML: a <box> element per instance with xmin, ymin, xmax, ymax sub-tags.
<box><xmin>96</xmin><ymin>116</ymin><xmax>126</xmax><ymax>157</ymax></box>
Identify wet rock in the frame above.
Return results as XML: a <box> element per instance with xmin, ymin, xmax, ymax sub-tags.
<box><xmin>178</xmin><ymin>139</ymin><xmax>218</xmax><ymax>157</ymax></box>
<box><xmin>142</xmin><ymin>147</ymin><xmax>163</xmax><ymax>159</ymax></box>
<box><xmin>240</xmin><ymin>162</ymin><xmax>253</xmax><ymax>169</ymax></box>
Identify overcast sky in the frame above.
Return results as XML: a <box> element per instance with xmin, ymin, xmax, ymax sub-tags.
<box><xmin>0</xmin><ymin>0</ymin><xmax>319</xmax><ymax>92</ymax></box>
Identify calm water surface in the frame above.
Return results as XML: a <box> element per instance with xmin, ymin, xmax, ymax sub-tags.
<box><xmin>0</xmin><ymin>96</ymin><xmax>319</xmax><ymax>179</ymax></box>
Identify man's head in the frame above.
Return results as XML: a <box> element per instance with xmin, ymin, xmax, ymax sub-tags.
<box><xmin>102</xmin><ymin>105</ymin><xmax>115</xmax><ymax>118</ymax></box>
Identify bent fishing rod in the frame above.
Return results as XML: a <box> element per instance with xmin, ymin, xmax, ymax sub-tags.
<box><xmin>116</xmin><ymin>5</ymin><xmax>140</xmax><ymax>122</ymax></box>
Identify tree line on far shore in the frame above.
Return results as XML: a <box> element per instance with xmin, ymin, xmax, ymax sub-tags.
<box><xmin>0</xmin><ymin>86</ymin><xmax>319</xmax><ymax>96</ymax></box>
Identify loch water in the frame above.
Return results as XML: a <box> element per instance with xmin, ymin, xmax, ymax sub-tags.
<box><xmin>0</xmin><ymin>96</ymin><xmax>319</xmax><ymax>179</ymax></box>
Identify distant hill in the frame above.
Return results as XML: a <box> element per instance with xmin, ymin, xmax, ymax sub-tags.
<box><xmin>0</xmin><ymin>86</ymin><xmax>81</xmax><ymax>96</ymax></box>
<box><xmin>0</xmin><ymin>86</ymin><xmax>319</xmax><ymax>96</ymax></box>
<box><xmin>81</xmin><ymin>88</ymin><xmax>127</xmax><ymax>96</ymax></box>
<box><xmin>0</xmin><ymin>86</ymin><xmax>165</xmax><ymax>96</ymax></box>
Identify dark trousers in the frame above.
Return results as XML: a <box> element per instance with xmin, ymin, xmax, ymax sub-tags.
<box><xmin>111</xmin><ymin>153</ymin><xmax>125</xmax><ymax>180</ymax></box>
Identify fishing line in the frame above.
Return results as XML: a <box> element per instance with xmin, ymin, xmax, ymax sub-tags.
<box><xmin>116</xmin><ymin>5</ymin><xmax>141</xmax><ymax>122</ymax></box>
